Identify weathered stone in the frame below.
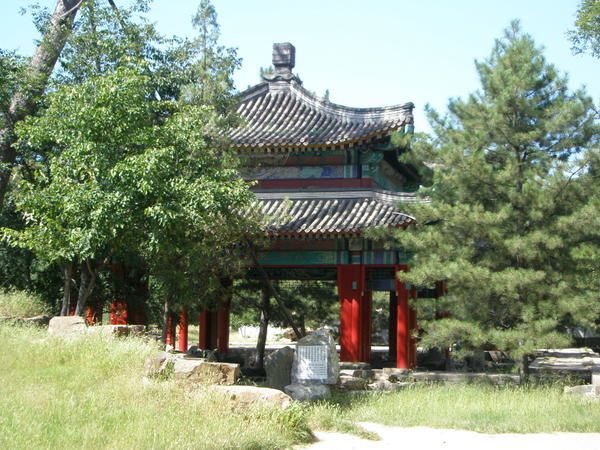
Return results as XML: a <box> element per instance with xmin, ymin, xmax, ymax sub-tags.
<box><xmin>284</xmin><ymin>383</ymin><xmax>331</xmax><ymax>401</ymax></box>
<box><xmin>339</xmin><ymin>362</ymin><xmax>370</xmax><ymax>371</ymax></box>
<box><xmin>213</xmin><ymin>385</ymin><xmax>292</xmax><ymax>409</ymax></box>
<box><xmin>187</xmin><ymin>346</ymin><xmax>217</xmax><ymax>361</ymax></box>
<box><xmin>339</xmin><ymin>369</ymin><xmax>371</xmax><ymax>379</ymax></box>
<box><xmin>592</xmin><ymin>366</ymin><xmax>600</xmax><ymax>386</ymax></box>
<box><xmin>368</xmin><ymin>380</ymin><xmax>411</xmax><ymax>392</ymax></box>
<box><xmin>339</xmin><ymin>375</ymin><xmax>368</xmax><ymax>391</ymax></box>
<box><xmin>265</xmin><ymin>346</ymin><xmax>294</xmax><ymax>390</ymax></box>
<box><xmin>144</xmin><ymin>352</ymin><xmax>168</xmax><ymax>377</ymax></box>
<box><xmin>174</xmin><ymin>359</ymin><xmax>240</xmax><ymax>385</ymax></box>
<box><xmin>48</xmin><ymin>316</ymin><xmax>86</xmax><ymax>338</ymax></box>
<box><xmin>564</xmin><ymin>384</ymin><xmax>600</xmax><ymax>398</ymax></box>
<box><xmin>22</xmin><ymin>315</ymin><xmax>52</xmax><ymax>326</ymax></box>
<box><xmin>87</xmin><ymin>324</ymin><xmax>146</xmax><ymax>337</ymax></box>
<box><xmin>291</xmin><ymin>327</ymin><xmax>339</xmax><ymax>385</ymax></box>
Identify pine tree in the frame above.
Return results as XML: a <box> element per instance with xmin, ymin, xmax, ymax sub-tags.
<box><xmin>378</xmin><ymin>22</ymin><xmax>599</xmax><ymax>357</ymax></box>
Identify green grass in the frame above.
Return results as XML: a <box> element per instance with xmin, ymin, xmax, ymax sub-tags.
<box><xmin>309</xmin><ymin>384</ymin><xmax>600</xmax><ymax>434</ymax></box>
<box><xmin>0</xmin><ymin>324</ymin><xmax>312</xmax><ymax>450</ymax></box>
<box><xmin>0</xmin><ymin>290</ymin><xmax>51</xmax><ymax>318</ymax></box>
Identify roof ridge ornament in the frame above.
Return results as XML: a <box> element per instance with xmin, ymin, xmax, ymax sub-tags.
<box><xmin>262</xmin><ymin>42</ymin><xmax>298</xmax><ymax>83</ymax></box>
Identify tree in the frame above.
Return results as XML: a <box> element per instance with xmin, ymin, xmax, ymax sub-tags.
<box><xmin>375</xmin><ymin>22</ymin><xmax>599</xmax><ymax>358</ymax></box>
<box><xmin>569</xmin><ymin>0</ymin><xmax>600</xmax><ymax>58</ymax></box>
<box><xmin>0</xmin><ymin>0</ymin><xmax>82</xmax><ymax>210</ymax></box>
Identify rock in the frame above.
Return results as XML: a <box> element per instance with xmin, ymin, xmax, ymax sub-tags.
<box><xmin>284</xmin><ymin>383</ymin><xmax>331</xmax><ymax>401</ymax></box>
<box><xmin>48</xmin><ymin>316</ymin><xmax>86</xmax><ymax>338</ymax></box>
<box><xmin>174</xmin><ymin>359</ymin><xmax>240</xmax><ymax>385</ymax></box>
<box><xmin>86</xmin><ymin>324</ymin><xmax>146</xmax><ymax>337</ymax></box>
<box><xmin>291</xmin><ymin>327</ymin><xmax>339</xmax><ymax>385</ymax></box>
<box><xmin>186</xmin><ymin>346</ymin><xmax>217</xmax><ymax>361</ymax></box>
<box><xmin>368</xmin><ymin>380</ymin><xmax>411</xmax><ymax>392</ymax></box>
<box><xmin>564</xmin><ymin>384</ymin><xmax>600</xmax><ymax>398</ymax></box>
<box><xmin>144</xmin><ymin>352</ymin><xmax>169</xmax><ymax>377</ymax></box>
<box><xmin>339</xmin><ymin>369</ymin><xmax>371</xmax><ymax>379</ymax></box>
<box><xmin>339</xmin><ymin>375</ymin><xmax>368</xmax><ymax>391</ymax></box>
<box><xmin>213</xmin><ymin>385</ymin><xmax>292</xmax><ymax>409</ymax></box>
<box><xmin>265</xmin><ymin>346</ymin><xmax>295</xmax><ymax>390</ymax></box>
<box><xmin>593</xmin><ymin>366</ymin><xmax>600</xmax><ymax>386</ymax></box>
<box><xmin>22</xmin><ymin>315</ymin><xmax>52</xmax><ymax>326</ymax></box>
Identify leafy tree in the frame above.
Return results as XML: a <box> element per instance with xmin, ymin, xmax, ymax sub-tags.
<box><xmin>375</xmin><ymin>22</ymin><xmax>599</xmax><ymax>358</ymax></box>
<box><xmin>0</xmin><ymin>0</ymin><xmax>82</xmax><ymax>210</ymax></box>
<box><xmin>569</xmin><ymin>0</ymin><xmax>600</xmax><ymax>57</ymax></box>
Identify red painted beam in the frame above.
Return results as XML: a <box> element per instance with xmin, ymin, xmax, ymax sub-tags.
<box><xmin>255</xmin><ymin>178</ymin><xmax>374</xmax><ymax>190</ymax></box>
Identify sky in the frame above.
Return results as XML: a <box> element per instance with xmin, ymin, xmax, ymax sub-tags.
<box><xmin>0</xmin><ymin>0</ymin><xmax>597</xmax><ymax>133</ymax></box>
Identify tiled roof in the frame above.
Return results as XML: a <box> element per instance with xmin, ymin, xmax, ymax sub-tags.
<box><xmin>255</xmin><ymin>190</ymin><xmax>418</xmax><ymax>237</ymax></box>
<box><xmin>228</xmin><ymin>78</ymin><xmax>413</xmax><ymax>152</ymax></box>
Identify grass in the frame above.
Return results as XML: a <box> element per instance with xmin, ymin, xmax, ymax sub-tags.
<box><xmin>0</xmin><ymin>324</ymin><xmax>312</xmax><ymax>450</ymax></box>
<box><xmin>309</xmin><ymin>384</ymin><xmax>600</xmax><ymax>434</ymax></box>
<box><xmin>0</xmin><ymin>290</ymin><xmax>51</xmax><ymax>318</ymax></box>
<box><xmin>3</xmin><ymin>322</ymin><xmax>599</xmax><ymax>449</ymax></box>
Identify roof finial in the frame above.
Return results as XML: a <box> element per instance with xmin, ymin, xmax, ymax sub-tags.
<box><xmin>264</xmin><ymin>42</ymin><xmax>296</xmax><ymax>82</ymax></box>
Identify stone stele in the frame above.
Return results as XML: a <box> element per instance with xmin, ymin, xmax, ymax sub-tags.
<box><xmin>291</xmin><ymin>327</ymin><xmax>339</xmax><ymax>385</ymax></box>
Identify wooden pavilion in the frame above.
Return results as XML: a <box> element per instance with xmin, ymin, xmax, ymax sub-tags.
<box><xmin>111</xmin><ymin>43</ymin><xmax>437</xmax><ymax>369</ymax></box>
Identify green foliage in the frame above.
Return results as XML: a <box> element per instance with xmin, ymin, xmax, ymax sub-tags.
<box><xmin>0</xmin><ymin>323</ymin><xmax>310</xmax><ymax>449</ymax></box>
<box><xmin>374</xmin><ymin>22</ymin><xmax>600</xmax><ymax>357</ymax></box>
<box><xmin>2</xmin><ymin>1</ymin><xmax>260</xmax><ymax>317</ymax></box>
<box><xmin>569</xmin><ymin>0</ymin><xmax>600</xmax><ymax>57</ymax></box>
<box><xmin>0</xmin><ymin>289</ymin><xmax>50</xmax><ymax>318</ymax></box>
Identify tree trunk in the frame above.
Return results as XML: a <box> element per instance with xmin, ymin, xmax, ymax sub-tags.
<box><xmin>60</xmin><ymin>263</ymin><xmax>72</xmax><ymax>316</ymax></box>
<box><xmin>256</xmin><ymin>285</ymin><xmax>270</xmax><ymax>370</ymax></box>
<box><xmin>74</xmin><ymin>259</ymin><xmax>97</xmax><ymax>316</ymax></box>
<box><xmin>0</xmin><ymin>0</ymin><xmax>81</xmax><ymax>209</ymax></box>
<box><xmin>161</xmin><ymin>297</ymin><xmax>170</xmax><ymax>344</ymax></box>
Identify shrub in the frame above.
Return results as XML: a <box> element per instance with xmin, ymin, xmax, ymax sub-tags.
<box><xmin>0</xmin><ymin>289</ymin><xmax>51</xmax><ymax>318</ymax></box>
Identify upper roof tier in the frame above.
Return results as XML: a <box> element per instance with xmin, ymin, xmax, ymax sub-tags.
<box><xmin>228</xmin><ymin>43</ymin><xmax>414</xmax><ymax>152</ymax></box>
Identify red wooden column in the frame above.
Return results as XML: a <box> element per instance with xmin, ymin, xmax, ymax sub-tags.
<box><xmin>217</xmin><ymin>299</ymin><xmax>231</xmax><ymax>353</ymax></box>
<box><xmin>109</xmin><ymin>300</ymin><xmax>128</xmax><ymax>325</ymax></box>
<box><xmin>338</xmin><ymin>264</ymin><xmax>367</xmax><ymax>362</ymax></box>
<box><xmin>165</xmin><ymin>314</ymin><xmax>175</xmax><ymax>347</ymax></box>
<box><xmin>388</xmin><ymin>290</ymin><xmax>397</xmax><ymax>362</ymax></box>
<box><xmin>409</xmin><ymin>286</ymin><xmax>418</xmax><ymax>367</ymax></box>
<box><xmin>198</xmin><ymin>310</ymin><xmax>218</xmax><ymax>350</ymax></box>
<box><xmin>360</xmin><ymin>290</ymin><xmax>372</xmax><ymax>362</ymax></box>
<box><xmin>177</xmin><ymin>309</ymin><xmax>188</xmax><ymax>352</ymax></box>
<box><xmin>394</xmin><ymin>265</ymin><xmax>411</xmax><ymax>369</ymax></box>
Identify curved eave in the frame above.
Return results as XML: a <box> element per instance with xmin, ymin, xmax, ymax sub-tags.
<box><xmin>229</xmin><ymin>79</ymin><xmax>414</xmax><ymax>152</ymax></box>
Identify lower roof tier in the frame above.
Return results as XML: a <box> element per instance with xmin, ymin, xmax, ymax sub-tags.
<box><xmin>255</xmin><ymin>189</ymin><xmax>423</xmax><ymax>238</ymax></box>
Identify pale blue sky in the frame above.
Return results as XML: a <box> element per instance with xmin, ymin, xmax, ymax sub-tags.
<box><xmin>0</xmin><ymin>0</ymin><xmax>597</xmax><ymax>132</ymax></box>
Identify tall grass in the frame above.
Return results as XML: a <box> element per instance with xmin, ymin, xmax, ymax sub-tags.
<box><xmin>0</xmin><ymin>324</ymin><xmax>311</xmax><ymax>449</ymax></box>
<box><xmin>0</xmin><ymin>290</ymin><xmax>51</xmax><ymax>318</ymax></box>
<box><xmin>310</xmin><ymin>384</ymin><xmax>600</xmax><ymax>433</ymax></box>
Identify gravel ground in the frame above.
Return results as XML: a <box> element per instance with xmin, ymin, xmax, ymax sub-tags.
<box><xmin>305</xmin><ymin>422</ymin><xmax>600</xmax><ymax>450</ymax></box>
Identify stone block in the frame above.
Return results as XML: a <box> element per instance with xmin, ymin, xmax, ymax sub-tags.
<box><xmin>339</xmin><ymin>375</ymin><xmax>368</xmax><ymax>391</ymax></box>
<box><xmin>265</xmin><ymin>346</ymin><xmax>294</xmax><ymax>390</ymax></box>
<box><xmin>213</xmin><ymin>385</ymin><xmax>292</xmax><ymax>409</ymax></box>
<box><xmin>48</xmin><ymin>316</ymin><xmax>86</xmax><ymax>338</ymax></box>
<box><xmin>174</xmin><ymin>359</ymin><xmax>240</xmax><ymax>385</ymax></box>
<box><xmin>284</xmin><ymin>383</ymin><xmax>331</xmax><ymax>401</ymax></box>
<box><xmin>368</xmin><ymin>380</ymin><xmax>411</xmax><ymax>392</ymax></box>
<box><xmin>144</xmin><ymin>352</ymin><xmax>168</xmax><ymax>378</ymax></box>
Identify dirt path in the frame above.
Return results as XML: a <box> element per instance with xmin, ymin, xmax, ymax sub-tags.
<box><xmin>306</xmin><ymin>422</ymin><xmax>600</xmax><ymax>449</ymax></box>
